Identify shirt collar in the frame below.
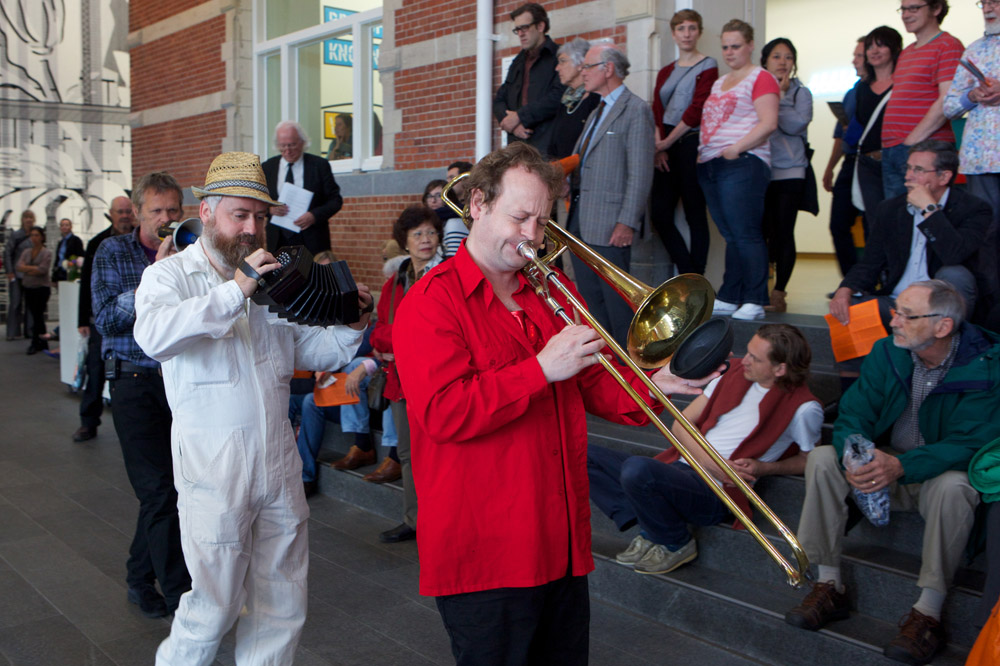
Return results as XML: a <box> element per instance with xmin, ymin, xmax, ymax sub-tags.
<box><xmin>282</xmin><ymin>156</ymin><xmax>303</xmax><ymax>169</ymax></box>
<box><xmin>454</xmin><ymin>242</ymin><xmax>531</xmax><ymax>305</ymax></box>
<box><xmin>601</xmin><ymin>83</ymin><xmax>626</xmax><ymax>108</ymax></box>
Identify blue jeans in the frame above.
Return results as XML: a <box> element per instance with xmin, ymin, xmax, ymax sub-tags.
<box><xmin>697</xmin><ymin>154</ymin><xmax>771</xmax><ymax>306</ymax></box>
<box><xmin>587</xmin><ymin>445</ymin><xmax>731</xmax><ymax>549</ymax></box>
<box><xmin>881</xmin><ymin>143</ymin><xmax>910</xmax><ymax>200</ymax></box>
<box><xmin>296</xmin><ymin>358</ymin><xmax>398</xmax><ymax>482</ymax></box>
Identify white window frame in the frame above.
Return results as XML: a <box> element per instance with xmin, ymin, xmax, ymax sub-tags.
<box><xmin>252</xmin><ymin>1</ymin><xmax>383</xmax><ymax>173</ymax></box>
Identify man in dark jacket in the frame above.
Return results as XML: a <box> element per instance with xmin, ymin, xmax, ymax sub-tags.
<box><xmin>52</xmin><ymin>218</ymin><xmax>85</xmax><ymax>282</ymax></box>
<box><xmin>493</xmin><ymin>3</ymin><xmax>565</xmax><ymax>157</ymax></box>
<box><xmin>262</xmin><ymin>120</ymin><xmax>343</xmax><ymax>255</ymax></box>
<box><xmin>828</xmin><ymin>140</ymin><xmax>997</xmax><ymax>330</ymax></box>
<box><xmin>788</xmin><ymin>280</ymin><xmax>1000</xmax><ymax>665</ymax></box>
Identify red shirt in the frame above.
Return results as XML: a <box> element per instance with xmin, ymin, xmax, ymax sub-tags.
<box><xmin>881</xmin><ymin>32</ymin><xmax>963</xmax><ymax>148</ymax></box>
<box><xmin>370</xmin><ymin>272</ymin><xmax>406</xmax><ymax>401</ymax></box>
<box><xmin>393</xmin><ymin>245</ymin><xmax>656</xmax><ymax>597</ymax></box>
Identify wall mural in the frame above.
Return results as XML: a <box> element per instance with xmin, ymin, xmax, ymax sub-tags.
<box><xmin>0</xmin><ymin>0</ymin><xmax>130</xmax><ymax>241</ymax></box>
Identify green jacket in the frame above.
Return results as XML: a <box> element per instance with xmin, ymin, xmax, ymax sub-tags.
<box><xmin>970</xmin><ymin>437</ymin><xmax>1000</xmax><ymax>502</ymax></box>
<box><xmin>833</xmin><ymin>323</ymin><xmax>1000</xmax><ymax>485</ymax></box>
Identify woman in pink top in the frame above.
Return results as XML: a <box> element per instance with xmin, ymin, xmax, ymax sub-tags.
<box><xmin>697</xmin><ymin>19</ymin><xmax>779</xmax><ymax>321</ymax></box>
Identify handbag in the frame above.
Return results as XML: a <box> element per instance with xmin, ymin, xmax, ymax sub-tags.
<box><xmin>799</xmin><ymin>140</ymin><xmax>820</xmax><ymax>215</ymax></box>
<box><xmin>367</xmin><ymin>274</ymin><xmax>400</xmax><ymax>412</ymax></box>
<box><xmin>851</xmin><ymin>90</ymin><xmax>892</xmax><ymax>211</ymax></box>
<box><xmin>366</xmin><ymin>367</ymin><xmax>389</xmax><ymax>411</ymax></box>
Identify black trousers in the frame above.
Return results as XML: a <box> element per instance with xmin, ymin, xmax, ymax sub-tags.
<box><xmin>80</xmin><ymin>329</ymin><xmax>105</xmax><ymax>429</ymax></box>
<box><xmin>109</xmin><ymin>372</ymin><xmax>190</xmax><ymax>604</ymax></box>
<box><xmin>22</xmin><ymin>286</ymin><xmax>49</xmax><ymax>347</ymax></box>
<box><xmin>435</xmin><ymin>574</ymin><xmax>590</xmax><ymax>666</ymax></box>
<box><xmin>762</xmin><ymin>178</ymin><xmax>805</xmax><ymax>293</ymax></box>
<box><xmin>829</xmin><ymin>154</ymin><xmax>862</xmax><ymax>277</ymax></box>
<box><xmin>650</xmin><ymin>130</ymin><xmax>709</xmax><ymax>275</ymax></box>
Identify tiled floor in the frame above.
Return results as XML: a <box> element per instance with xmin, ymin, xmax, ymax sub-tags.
<box><xmin>0</xmin><ymin>334</ymin><xmax>761</xmax><ymax>666</ymax></box>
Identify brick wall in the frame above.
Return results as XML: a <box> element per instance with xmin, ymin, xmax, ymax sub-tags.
<box><xmin>131</xmin><ymin>16</ymin><xmax>227</xmax><ymax>113</ymax></box>
<box><xmin>394</xmin><ymin>57</ymin><xmax>478</xmax><ymax>170</ymax></box>
<box><xmin>132</xmin><ymin>110</ymin><xmax>227</xmax><ymax>190</ymax></box>
<box><xmin>130</xmin><ymin>0</ymin><xmax>209</xmax><ymax>31</ymax></box>
<box><xmin>395</xmin><ymin>0</ymin><xmax>476</xmax><ymax>47</ymax></box>
<box><xmin>330</xmin><ymin>194</ymin><xmax>424</xmax><ymax>289</ymax></box>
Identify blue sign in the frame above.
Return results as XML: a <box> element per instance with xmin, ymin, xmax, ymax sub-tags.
<box><xmin>323</xmin><ymin>6</ymin><xmax>382</xmax><ymax>38</ymax></box>
<box><xmin>323</xmin><ymin>39</ymin><xmax>380</xmax><ymax>69</ymax></box>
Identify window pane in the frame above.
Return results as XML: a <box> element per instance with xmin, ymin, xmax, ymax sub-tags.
<box><xmin>297</xmin><ymin>31</ymin><xmax>354</xmax><ymax>161</ymax></box>
<box><xmin>266</xmin><ymin>0</ymin><xmax>319</xmax><ymax>40</ymax></box>
<box><xmin>371</xmin><ymin>22</ymin><xmax>383</xmax><ymax>157</ymax></box>
<box><xmin>265</xmin><ymin>53</ymin><xmax>281</xmax><ymax>154</ymax></box>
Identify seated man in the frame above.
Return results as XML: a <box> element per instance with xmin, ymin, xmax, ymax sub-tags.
<box><xmin>589</xmin><ymin>323</ymin><xmax>822</xmax><ymax>575</ymax></box>
<box><xmin>828</xmin><ymin>140</ymin><xmax>995</xmax><ymax>332</ymax></box>
<box><xmin>786</xmin><ymin>280</ymin><xmax>1000</xmax><ymax>666</ymax></box>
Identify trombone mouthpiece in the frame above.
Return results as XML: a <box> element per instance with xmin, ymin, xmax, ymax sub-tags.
<box><xmin>517</xmin><ymin>241</ymin><xmax>537</xmax><ymax>261</ymax></box>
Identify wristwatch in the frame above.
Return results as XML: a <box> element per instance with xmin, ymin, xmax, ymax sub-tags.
<box><xmin>921</xmin><ymin>203</ymin><xmax>940</xmax><ymax>216</ymax></box>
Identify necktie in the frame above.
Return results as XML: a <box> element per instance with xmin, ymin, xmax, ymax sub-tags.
<box><xmin>285</xmin><ymin>165</ymin><xmax>294</xmax><ymax>184</ymax></box>
<box><xmin>578</xmin><ymin>100</ymin><xmax>606</xmax><ymax>161</ymax></box>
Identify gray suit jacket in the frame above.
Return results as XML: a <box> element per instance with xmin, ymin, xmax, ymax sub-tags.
<box><xmin>572</xmin><ymin>85</ymin><xmax>655</xmax><ymax>246</ymax></box>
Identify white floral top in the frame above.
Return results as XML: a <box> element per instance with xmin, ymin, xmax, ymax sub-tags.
<box><xmin>944</xmin><ymin>35</ymin><xmax>1000</xmax><ymax>175</ymax></box>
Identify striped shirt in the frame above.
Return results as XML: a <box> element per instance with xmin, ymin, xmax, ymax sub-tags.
<box><xmin>881</xmin><ymin>32</ymin><xmax>964</xmax><ymax>148</ymax></box>
<box><xmin>699</xmin><ymin>67</ymin><xmax>780</xmax><ymax>165</ymax></box>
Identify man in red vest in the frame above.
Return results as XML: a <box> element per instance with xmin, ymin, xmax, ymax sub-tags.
<box><xmin>588</xmin><ymin>323</ymin><xmax>822</xmax><ymax>574</ymax></box>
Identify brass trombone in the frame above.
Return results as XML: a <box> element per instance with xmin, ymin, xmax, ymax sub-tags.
<box><xmin>442</xmin><ymin>173</ymin><xmax>811</xmax><ymax>588</ymax></box>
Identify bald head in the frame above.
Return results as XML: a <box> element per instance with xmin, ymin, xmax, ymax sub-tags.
<box><xmin>109</xmin><ymin>196</ymin><xmax>135</xmax><ymax>235</ymax></box>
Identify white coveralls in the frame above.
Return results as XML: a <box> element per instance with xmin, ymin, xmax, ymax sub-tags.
<box><xmin>133</xmin><ymin>239</ymin><xmax>363</xmax><ymax>665</ymax></box>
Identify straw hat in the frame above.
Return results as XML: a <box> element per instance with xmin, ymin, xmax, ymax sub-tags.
<box><xmin>192</xmin><ymin>152</ymin><xmax>279</xmax><ymax>206</ymax></box>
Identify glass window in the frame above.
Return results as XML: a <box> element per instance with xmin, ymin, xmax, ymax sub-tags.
<box><xmin>257</xmin><ymin>1</ymin><xmax>383</xmax><ymax>171</ymax></box>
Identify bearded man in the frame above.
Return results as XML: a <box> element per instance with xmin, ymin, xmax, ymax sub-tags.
<box><xmin>133</xmin><ymin>152</ymin><xmax>372</xmax><ymax>666</ymax></box>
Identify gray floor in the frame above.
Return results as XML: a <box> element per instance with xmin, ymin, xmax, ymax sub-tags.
<box><xmin>0</xmin><ymin>334</ymin><xmax>758</xmax><ymax>666</ymax></box>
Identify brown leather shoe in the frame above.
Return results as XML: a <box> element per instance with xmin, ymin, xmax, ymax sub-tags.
<box><xmin>330</xmin><ymin>445</ymin><xmax>375</xmax><ymax>470</ymax></box>
<box><xmin>784</xmin><ymin>581</ymin><xmax>850</xmax><ymax>630</ymax></box>
<box><xmin>764</xmin><ymin>289</ymin><xmax>787</xmax><ymax>313</ymax></box>
<box><xmin>363</xmin><ymin>457</ymin><xmax>402</xmax><ymax>484</ymax></box>
<box><xmin>883</xmin><ymin>608</ymin><xmax>945</xmax><ymax>665</ymax></box>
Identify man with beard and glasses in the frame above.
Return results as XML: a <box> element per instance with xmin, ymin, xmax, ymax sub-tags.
<box><xmin>92</xmin><ymin>172</ymin><xmax>191</xmax><ymax>618</ymax></box>
<box><xmin>786</xmin><ymin>280</ymin><xmax>1000</xmax><ymax>665</ymax></box>
<box><xmin>133</xmin><ymin>152</ymin><xmax>372</xmax><ymax>666</ymax></box>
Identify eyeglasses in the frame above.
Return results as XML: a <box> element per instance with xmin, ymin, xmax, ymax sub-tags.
<box><xmin>890</xmin><ymin>307</ymin><xmax>942</xmax><ymax>321</ymax></box>
<box><xmin>512</xmin><ymin>22</ymin><xmax>538</xmax><ymax>35</ymax></box>
<box><xmin>408</xmin><ymin>229</ymin><xmax>439</xmax><ymax>239</ymax></box>
<box><xmin>425</xmin><ymin>193</ymin><xmax>443</xmax><ymax>201</ymax></box>
<box><xmin>977</xmin><ymin>0</ymin><xmax>1000</xmax><ymax>7</ymax></box>
<box><xmin>277</xmin><ymin>143</ymin><xmax>302</xmax><ymax>150</ymax></box>
<box><xmin>905</xmin><ymin>164</ymin><xmax>940</xmax><ymax>174</ymax></box>
<box><xmin>580</xmin><ymin>62</ymin><xmax>606</xmax><ymax>70</ymax></box>
<box><xmin>897</xmin><ymin>3</ymin><xmax>928</xmax><ymax>13</ymax></box>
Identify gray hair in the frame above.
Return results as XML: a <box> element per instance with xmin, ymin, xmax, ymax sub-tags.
<box><xmin>593</xmin><ymin>41</ymin><xmax>630</xmax><ymax>79</ymax></box>
<box><xmin>203</xmin><ymin>195</ymin><xmax>223</xmax><ymax>215</ymax></box>
<box><xmin>558</xmin><ymin>37</ymin><xmax>590</xmax><ymax>68</ymax></box>
<box><xmin>273</xmin><ymin>120</ymin><xmax>311</xmax><ymax>150</ymax></box>
<box><xmin>910</xmin><ymin>279</ymin><xmax>966</xmax><ymax>331</ymax></box>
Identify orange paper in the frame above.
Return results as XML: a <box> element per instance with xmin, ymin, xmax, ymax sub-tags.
<box><xmin>824</xmin><ymin>299</ymin><xmax>889</xmax><ymax>362</ymax></box>
<box><xmin>313</xmin><ymin>373</ymin><xmax>361</xmax><ymax>407</ymax></box>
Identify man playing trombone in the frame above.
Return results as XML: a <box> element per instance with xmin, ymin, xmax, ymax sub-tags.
<box><xmin>393</xmin><ymin>143</ymin><xmax>720</xmax><ymax>665</ymax></box>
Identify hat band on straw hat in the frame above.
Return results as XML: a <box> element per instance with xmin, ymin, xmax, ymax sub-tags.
<box><xmin>201</xmin><ymin>179</ymin><xmax>271</xmax><ymax>196</ymax></box>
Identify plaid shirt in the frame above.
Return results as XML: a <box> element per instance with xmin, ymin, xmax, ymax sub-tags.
<box><xmin>92</xmin><ymin>228</ymin><xmax>159</xmax><ymax>368</ymax></box>
<box><xmin>891</xmin><ymin>334</ymin><xmax>960</xmax><ymax>453</ymax></box>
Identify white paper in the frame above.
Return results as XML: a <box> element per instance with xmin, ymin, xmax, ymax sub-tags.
<box><xmin>270</xmin><ymin>183</ymin><xmax>314</xmax><ymax>233</ymax></box>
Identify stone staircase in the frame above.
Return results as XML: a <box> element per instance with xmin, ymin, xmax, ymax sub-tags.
<box><xmin>310</xmin><ymin>313</ymin><xmax>985</xmax><ymax>665</ymax></box>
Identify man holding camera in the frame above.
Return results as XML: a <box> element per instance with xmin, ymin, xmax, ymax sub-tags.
<box><xmin>92</xmin><ymin>172</ymin><xmax>191</xmax><ymax>618</ymax></box>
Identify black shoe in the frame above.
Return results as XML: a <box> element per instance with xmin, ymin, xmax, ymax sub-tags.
<box><xmin>303</xmin><ymin>480</ymin><xmax>318</xmax><ymax>498</ymax></box>
<box><xmin>128</xmin><ymin>585</ymin><xmax>168</xmax><ymax>618</ymax></box>
<box><xmin>72</xmin><ymin>426</ymin><xmax>97</xmax><ymax>442</ymax></box>
<box><xmin>379</xmin><ymin>523</ymin><xmax>416</xmax><ymax>543</ymax></box>
<box><xmin>26</xmin><ymin>344</ymin><xmax>38</xmax><ymax>355</ymax></box>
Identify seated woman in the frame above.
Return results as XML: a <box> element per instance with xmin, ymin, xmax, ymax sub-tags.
<box><xmin>371</xmin><ymin>205</ymin><xmax>445</xmax><ymax>543</ymax></box>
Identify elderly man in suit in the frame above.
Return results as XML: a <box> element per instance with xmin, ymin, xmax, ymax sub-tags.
<box><xmin>262</xmin><ymin>121</ymin><xmax>344</xmax><ymax>255</ymax></box>
<box><xmin>568</xmin><ymin>42</ymin><xmax>655</xmax><ymax>347</ymax></box>
<box><xmin>52</xmin><ymin>218</ymin><xmax>85</xmax><ymax>282</ymax></box>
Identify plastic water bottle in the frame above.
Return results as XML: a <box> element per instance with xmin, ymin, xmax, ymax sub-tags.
<box><xmin>842</xmin><ymin>434</ymin><xmax>891</xmax><ymax>527</ymax></box>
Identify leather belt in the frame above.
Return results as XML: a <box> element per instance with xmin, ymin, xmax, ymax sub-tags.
<box><xmin>110</xmin><ymin>359</ymin><xmax>162</xmax><ymax>377</ymax></box>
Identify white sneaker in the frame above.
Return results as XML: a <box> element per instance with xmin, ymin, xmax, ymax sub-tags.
<box><xmin>713</xmin><ymin>299</ymin><xmax>739</xmax><ymax>315</ymax></box>
<box><xmin>733</xmin><ymin>303</ymin><xmax>765</xmax><ymax>320</ymax></box>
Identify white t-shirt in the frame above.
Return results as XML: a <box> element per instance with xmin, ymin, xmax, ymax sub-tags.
<box><xmin>679</xmin><ymin>377</ymin><xmax>822</xmax><ymax>469</ymax></box>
